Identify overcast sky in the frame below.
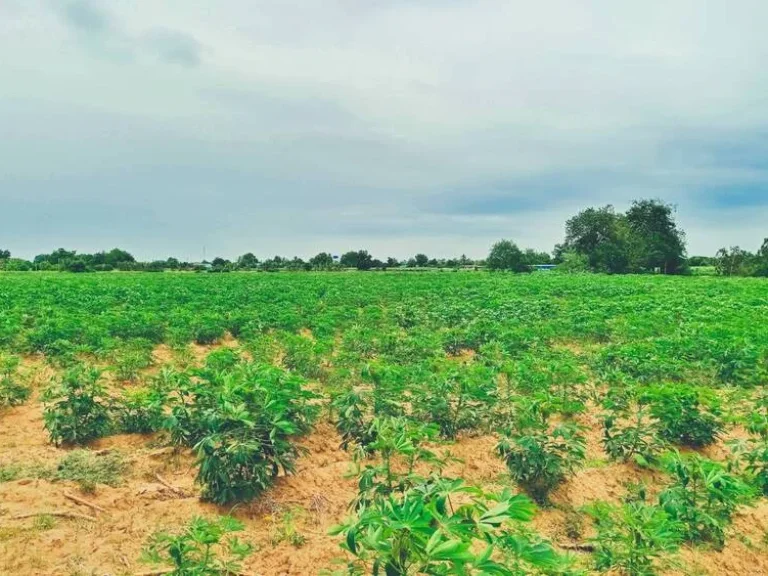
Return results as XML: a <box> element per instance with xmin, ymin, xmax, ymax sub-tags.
<box><xmin>2</xmin><ymin>0</ymin><xmax>767</xmax><ymax>260</ymax></box>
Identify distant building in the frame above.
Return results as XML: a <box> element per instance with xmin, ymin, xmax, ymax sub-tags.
<box><xmin>531</xmin><ymin>264</ymin><xmax>557</xmax><ymax>271</ymax></box>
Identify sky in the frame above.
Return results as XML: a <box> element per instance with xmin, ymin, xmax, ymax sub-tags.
<box><xmin>1</xmin><ymin>0</ymin><xmax>767</xmax><ymax>261</ymax></box>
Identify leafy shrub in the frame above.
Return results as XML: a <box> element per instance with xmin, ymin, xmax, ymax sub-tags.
<box><xmin>730</xmin><ymin>394</ymin><xmax>768</xmax><ymax>495</ymax></box>
<box><xmin>586</xmin><ymin>501</ymin><xmax>682</xmax><ymax>576</ymax></box>
<box><xmin>142</xmin><ymin>516</ymin><xmax>252</xmax><ymax>575</ymax></box>
<box><xmin>511</xmin><ymin>350</ymin><xmax>588</xmax><ymax>417</ymax></box>
<box><xmin>281</xmin><ymin>332</ymin><xmax>327</xmax><ymax>380</ymax></box>
<box><xmin>351</xmin><ymin>417</ymin><xmax>442</xmax><ymax>509</ymax></box>
<box><xmin>659</xmin><ymin>453</ymin><xmax>754</xmax><ymax>549</ymax></box>
<box><xmin>42</xmin><ymin>364</ymin><xmax>113</xmax><ymax>446</ymax></box>
<box><xmin>202</xmin><ymin>348</ymin><xmax>241</xmax><ymax>374</ymax></box>
<box><xmin>603</xmin><ymin>402</ymin><xmax>666</xmax><ymax>467</ymax></box>
<box><xmin>107</xmin><ymin>313</ymin><xmax>166</xmax><ymax>343</ymax></box>
<box><xmin>332</xmin><ymin>388</ymin><xmax>378</xmax><ymax>453</ymax></box>
<box><xmin>117</xmin><ymin>383</ymin><xmax>168</xmax><ymax>434</ymax></box>
<box><xmin>643</xmin><ymin>385</ymin><xmax>723</xmax><ymax>448</ymax></box>
<box><xmin>113</xmin><ymin>343</ymin><xmax>154</xmax><ymax>381</ymax></box>
<box><xmin>332</xmin><ymin>475</ymin><xmax>564</xmax><ymax>576</ymax></box>
<box><xmin>497</xmin><ymin>422</ymin><xmax>586</xmax><ymax>504</ymax></box>
<box><xmin>411</xmin><ymin>363</ymin><xmax>498</xmax><ymax>439</ymax></box>
<box><xmin>192</xmin><ymin>319</ymin><xmax>225</xmax><ymax>345</ymax></box>
<box><xmin>55</xmin><ymin>449</ymin><xmax>127</xmax><ymax>492</ymax></box>
<box><xmin>0</xmin><ymin>354</ymin><xmax>30</xmax><ymax>407</ymax></box>
<box><xmin>165</xmin><ymin>363</ymin><xmax>318</xmax><ymax>505</ymax></box>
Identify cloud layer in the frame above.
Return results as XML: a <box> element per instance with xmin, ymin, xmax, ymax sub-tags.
<box><xmin>1</xmin><ymin>0</ymin><xmax>766</xmax><ymax>260</ymax></box>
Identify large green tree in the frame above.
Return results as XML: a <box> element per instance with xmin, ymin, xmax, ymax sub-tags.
<box><xmin>309</xmin><ymin>252</ymin><xmax>334</xmax><ymax>270</ymax></box>
<box><xmin>340</xmin><ymin>250</ymin><xmax>373</xmax><ymax>270</ymax></box>
<box><xmin>486</xmin><ymin>239</ymin><xmax>527</xmax><ymax>271</ymax></box>
<box><xmin>563</xmin><ymin>205</ymin><xmax>630</xmax><ymax>273</ymax></box>
<box><xmin>236</xmin><ymin>252</ymin><xmax>259</xmax><ymax>269</ymax></box>
<box><xmin>625</xmin><ymin>199</ymin><xmax>686</xmax><ymax>274</ymax></box>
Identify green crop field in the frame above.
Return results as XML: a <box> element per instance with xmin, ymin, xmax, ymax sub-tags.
<box><xmin>1</xmin><ymin>272</ymin><xmax>767</xmax><ymax>575</ymax></box>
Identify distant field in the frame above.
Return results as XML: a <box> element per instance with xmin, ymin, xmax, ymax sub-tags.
<box><xmin>0</xmin><ymin>272</ymin><xmax>767</xmax><ymax>575</ymax></box>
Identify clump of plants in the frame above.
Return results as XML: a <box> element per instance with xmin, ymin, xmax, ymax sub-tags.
<box><xmin>42</xmin><ymin>364</ymin><xmax>113</xmax><ymax>446</ymax></box>
<box><xmin>191</xmin><ymin>317</ymin><xmax>226</xmax><ymax>345</ymax></box>
<box><xmin>332</xmin><ymin>388</ymin><xmax>378</xmax><ymax>454</ymax></box>
<box><xmin>54</xmin><ymin>449</ymin><xmax>127</xmax><ymax>493</ymax></box>
<box><xmin>0</xmin><ymin>353</ymin><xmax>30</xmax><ymax>407</ymax></box>
<box><xmin>117</xmin><ymin>382</ymin><xmax>168</xmax><ymax>434</ymax></box>
<box><xmin>411</xmin><ymin>363</ymin><xmax>498</xmax><ymax>439</ymax></box>
<box><xmin>112</xmin><ymin>341</ymin><xmax>154</xmax><ymax>382</ymax></box>
<box><xmin>165</xmin><ymin>363</ymin><xmax>318</xmax><ymax>505</ymax></box>
<box><xmin>332</xmin><ymin>474</ymin><xmax>567</xmax><ymax>576</ymax></box>
<box><xmin>659</xmin><ymin>452</ymin><xmax>754</xmax><ymax>549</ymax></box>
<box><xmin>497</xmin><ymin>419</ymin><xmax>586</xmax><ymax>504</ymax></box>
<box><xmin>729</xmin><ymin>389</ymin><xmax>768</xmax><ymax>495</ymax></box>
<box><xmin>586</xmin><ymin>500</ymin><xmax>682</xmax><ymax>576</ymax></box>
<box><xmin>142</xmin><ymin>516</ymin><xmax>253</xmax><ymax>575</ymax></box>
<box><xmin>602</xmin><ymin>395</ymin><xmax>667</xmax><ymax>467</ymax></box>
<box><xmin>269</xmin><ymin>507</ymin><xmax>307</xmax><ymax>548</ymax></box>
<box><xmin>643</xmin><ymin>384</ymin><xmax>723</xmax><ymax>448</ymax></box>
<box><xmin>350</xmin><ymin>417</ymin><xmax>443</xmax><ymax>510</ymax></box>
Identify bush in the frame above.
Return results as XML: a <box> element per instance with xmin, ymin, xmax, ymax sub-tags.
<box><xmin>411</xmin><ymin>364</ymin><xmax>498</xmax><ymax>439</ymax></box>
<box><xmin>331</xmin><ymin>388</ymin><xmax>377</xmax><ymax>453</ymax></box>
<box><xmin>730</xmin><ymin>394</ymin><xmax>768</xmax><ymax>495</ymax></box>
<box><xmin>0</xmin><ymin>354</ymin><xmax>30</xmax><ymax>407</ymax></box>
<box><xmin>659</xmin><ymin>453</ymin><xmax>754</xmax><ymax>549</ymax></box>
<box><xmin>603</xmin><ymin>402</ymin><xmax>666</xmax><ymax>467</ymax></box>
<box><xmin>192</xmin><ymin>319</ymin><xmax>225</xmax><ymax>345</ymax></box>
<box><xmin>165</xmin><ymin>363</ymin><xmax>318</xmax><ymax>505</ymax></box>
<box><xmin>643</xmin><ymin>385</ymin><xmax>723</xmax><ymax>448</ymax></box>
<box><xmin>331</xmin><ymin>475</ymin><xmax>565</xmax><ymax>576</ymax></box>
<box><xmin>42</xmin><ymin>365</ymin><xmax>113</xmax><ymax>446</ymax></box>
<box><xmin>497</xmin><ymin>422</ymin><xmax>586</xmax><ymax>504</ymax></box>
<box><xmin>142</xmin><ymin>516</ymin><xmax>252</xmax><ymax>575</ymax></box>
<box><xmin>117</xmin><ymin>384</ymin><xmax>167</xmax><ymax>434</ymax></box>
<box><xmin>113</xmin><ymin>344</ymin><xmax>154</xmax><ymax>382</ymax></box>
<box><xmin>586</xmin><ymin>501</ymin><xmax>682</xmax><ymax>576</ymax></box>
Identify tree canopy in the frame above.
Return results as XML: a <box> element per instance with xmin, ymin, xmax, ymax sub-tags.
<box><xmin>486</xmin><ymin>240</ymin><xmax>527</xmax><ymax>272</ymax></box>
<box><xmin>559</xmin><ymin>199</ymin><xmax>687</xmax><ymax>274</ymax></box>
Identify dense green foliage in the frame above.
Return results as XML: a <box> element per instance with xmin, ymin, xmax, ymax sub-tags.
<box><xmin>0</xmin><ymin>271</ymin><xmax>766</xmax><ymax>572</ymax></box>
<box><xmin>142</xmin><ymin>516</ymin><xmax>253</xmax><ymax>575</ymax></box>
<box><xmin>556</xmin><ymin>200</ymin><xmax>687</xmax><ymax>274</ymax></box>
<box><xmin>42</xmin><ymin>365</ymin><xmax>114</xmax><ymax>446</ymax></box>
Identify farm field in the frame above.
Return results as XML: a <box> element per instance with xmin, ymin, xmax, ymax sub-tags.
<box><xmin>0</xmin><ymin>272</ymin><xmax>767</xmax><ymax>576</ymax></box>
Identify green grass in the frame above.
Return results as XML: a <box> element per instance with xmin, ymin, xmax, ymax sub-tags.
<box><xmin>54</xmin><ymin>450</ymin><xmax>128</xmax><ymax>492</ymax></box>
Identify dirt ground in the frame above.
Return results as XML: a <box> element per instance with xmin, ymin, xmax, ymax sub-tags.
<box><xmin>2</xmin><ymin>350</ymin><xmax>768</xmax><ymax>575</ymax></box>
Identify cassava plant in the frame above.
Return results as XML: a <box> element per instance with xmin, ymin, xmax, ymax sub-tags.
<box><xmin>497</xmin><ymin>421</ymin><xmax>586</xmax><ymax>504</ymax></box>
<box><xmin>142</xmin><ymin>516</ymin><xmax>253</xmax><ymax>575</ymax></box>
<box><xmin>164</xmin><ymin>363</ymin><xmax>318</xmax><ymax>505</ymax></box>
<box><xmin>603</xmin><ymin>401</ymin><xmax>666</xmax><ymax>467</ymax></box>
<box><xmin>586</xmin><ymin>500</ymin><xmax>682</xmax><ymax>576</ymax></box>
<box><xmin>332</xmin><ymin>388</ymin><xmax>378</xmax><ymax>454</ymax></box>
<box><xmin>411</xmin><ymin>363</ymin><xmax>498</xmax><ymax>439</ymax></box>
<box><xmin>643</xmin><ymin>385</ymin><xmax>723</xmax><ymax>448</ymax></box>
<box><xmin>332</xmin><ymin>475</ymin><xmax>566</xmax><ymax>576</ymax></box>
<box><xmin>42</xmin><ymin>364</ymin><xmax>113</xmax><ymax>446</ymax></box>
<box><xmin>0</xmin><ymin>353</ymin><xmax>30</xmax><ymax>407</ymax></box>
<box><xmin>730</xmin><ymin>391</ymin><xmax>768</xmax><ymax>495</ymax></box>
<box><xmin>659</xmin><ymin>452</ymin><xmax>754</xmax><ymax>549</ymax></box>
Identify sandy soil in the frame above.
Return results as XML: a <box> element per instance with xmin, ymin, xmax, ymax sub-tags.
<box><xmin>1</xmin><ymin>350</ymin><xmax>767</xmax><ymax>575</ymax></box>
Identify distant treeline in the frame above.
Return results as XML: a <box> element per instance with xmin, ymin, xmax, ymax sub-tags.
<box><xmin>1</xmin><ymin>199</ymin><xmax>766</xmax><ymax>276</ymax></box>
